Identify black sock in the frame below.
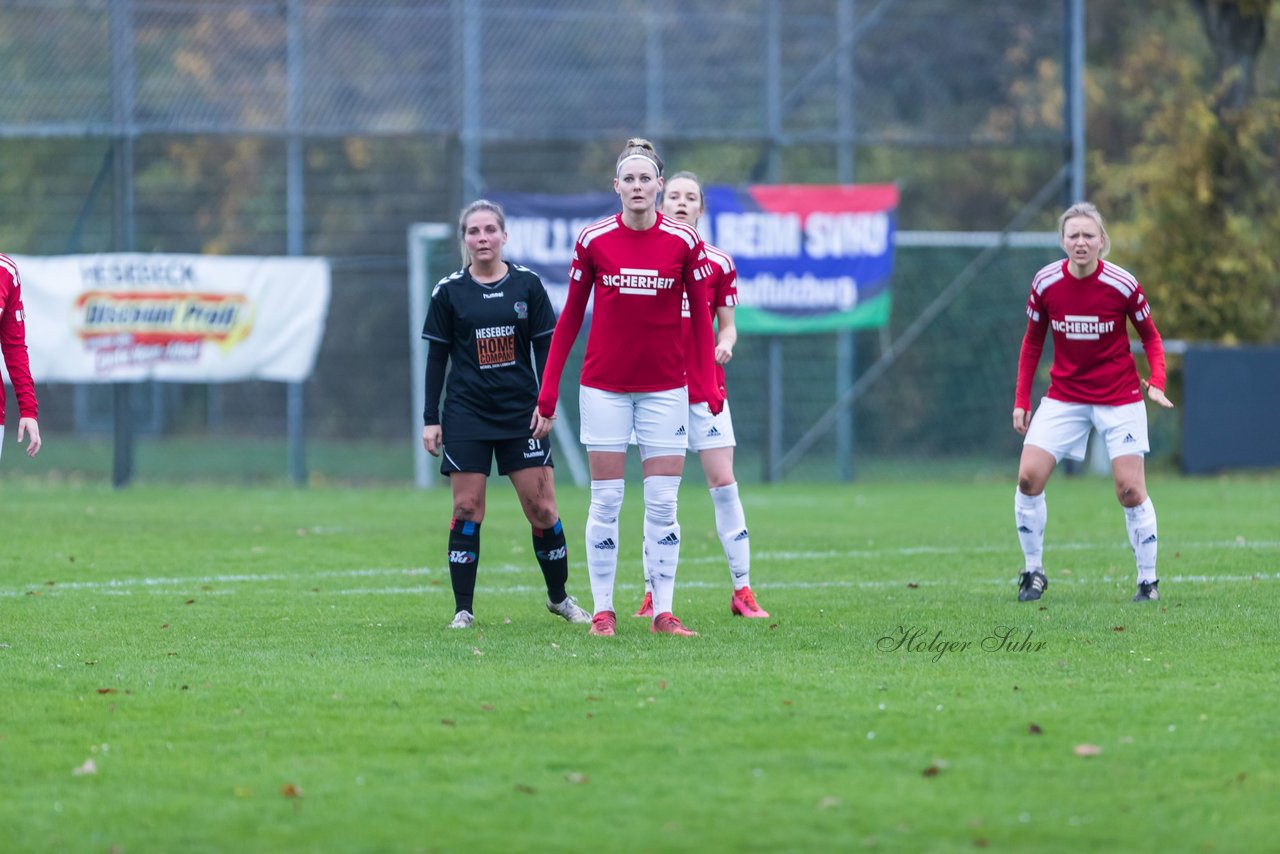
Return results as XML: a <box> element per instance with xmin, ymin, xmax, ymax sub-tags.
<box><xmin>532</xmin><ymin>518</ymin><xmax>569</xmax><ymax>603</ymax></box>
<box><xmin>448</xmin><ymin>517</ymin><xmax>480</xmax><ymax>614</ymax></box>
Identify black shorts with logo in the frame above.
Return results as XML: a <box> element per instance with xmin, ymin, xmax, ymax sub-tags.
<box><xmin>440</xmin><ymin>437</ymin><xmax>554</xmax><ymax>477</ymax></box>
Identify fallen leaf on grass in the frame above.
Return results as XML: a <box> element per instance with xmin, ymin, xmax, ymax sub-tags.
<box><xmin>1073</xmin><ymin>744</ymin><xmax>1102</xmax><ymax>757</ymax></box>
<box><xmin>907</xmin><ymin>582</ymin><xmax>919</xmax><ymax>589</ymax></box>
<box><xmin>514</xmin><ymin>784</ymin><xmax>536</xmax><ymax>794</ymax></box>
<box><xmin>440</xmin><ymin>719</ymin><xmax>455</xmax><ymax>727</ymax></box>
<box><xmin>1112</xmin><ymin>626</ymin><xmax>1125</xmax><ymax>632</ymax></box>
<box><xmin>817</xmin><ymin>796</ymin><xmax>841</xmax><ymax>810</ymax></box>
<box><xmin>1028</xmin><ymin>724</ymin><xmax>1043</xmax><ymax>735</ymax></box>
<box><xmin>72</xmin><ymin>758</ymin><xmax>97</xmax><ymax>776</ymax></box>
<box><xmin>565</xmin><ymin>772</ymin><xmax>588</xmax><ymax>785</ymax></box>
<box><xmin>471</xmin><ymin>647</ymin><xmax>484</xmax><ymax>656</ymax></box>
<box><xmin>922</xmin><ymin>760</ymin><xmax>948</xmax><ymax>777</ymax></box>
<box><xmin>185</xmin><ymin>599</ymin><xmax>195</xmax><ymax>605</ymax></box>
<box><xmin>280</xmin><ymin>783</ymin><xmax>303</xmax><ymax>798</ymax></box>
<box><xmin>97</xmin><ymin>688</ymin><xmax>117</xmax><ymax>694</ymax></box>
<box><xmin>480</xmin><ymin>704</ymin><xmax>495</xmax><ymax>711</ymax></box>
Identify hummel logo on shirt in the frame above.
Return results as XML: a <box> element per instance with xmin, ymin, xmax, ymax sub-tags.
<box><xmin>1123</xmin><ymin>433</ymin><xmax>1136</xmax><ymax>443</ymax></box>
<box><xmin>593</xmin><ymin>538</ymin><xmax>617</xmax><ymax>550</ymax></box>
<box><xmin>657</xmin><ymin>532</ymin><xmax>680</xmax><ymax>546</ymax></box>
<box><xmin>733</xmin><ymin>529</ymin><xmax>749</xmax><ymax>542</ymax></box>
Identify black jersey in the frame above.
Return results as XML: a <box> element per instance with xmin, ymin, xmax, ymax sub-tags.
<box><xmin>422</xmin><ymin>263</ymin><xmax>556</xmax><ymax>441</ymax></box>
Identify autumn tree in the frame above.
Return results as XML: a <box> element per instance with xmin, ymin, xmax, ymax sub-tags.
<box><xmin>1095</xmin><ymin>0</ymin><xmax>1279</xmax><ymax>343</ymax></box>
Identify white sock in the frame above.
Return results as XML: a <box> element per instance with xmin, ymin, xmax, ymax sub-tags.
<box><xmin>641</xmin><ymin>543</ymin><xmax>653</xmax><ymax>595</ymax></box>
<box><xmin>644</xmin><ymin>475</ymin><xmax>682</xmax><ymax>617</ymax></box>
<box><xmin>710</xmin><ymin>482</ymin><xmax>751</xmax><ymax>590</ymax></box>
<box><xmin>585</xmin><ymin>479</ymin><xmax>625</xmax><ymax>614</ymax></box>
<box><xmin>1124</xmin><ymin>497</ymin><xmax>1158</xmax><ymax>583</ymax></box>
<box><xmin>1014</xmin><ymin>490</ymin><xmax>1047</xmax><ymax>573</ymax></box>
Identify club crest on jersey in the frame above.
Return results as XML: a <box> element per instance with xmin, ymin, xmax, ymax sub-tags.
<box><xmin>514</xmin><ymin>300</ymin><xmax>528</xmax><ymax>319</ymax></box>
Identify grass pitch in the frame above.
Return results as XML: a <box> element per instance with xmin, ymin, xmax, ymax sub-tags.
<box><xmin>2</xmin><ymin>474</ymin><xmax>1277</xmax><ymax>852</ymax></box>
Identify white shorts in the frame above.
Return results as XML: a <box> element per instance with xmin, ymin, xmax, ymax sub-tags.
<box><xmin>580</xmin><ymin>385</ymin><xmax>688</xmax><ymax>455</ymax></box>
<box><xmin>1024</xmin><ymin>397</ymin><xmax>1149</xmax><ymax>463</ymax></box>
<box><xmin>688</xmin><ymin>399</ymin><xmax>736</xmax><ymax>452</ymax></box>
<box><xmin>0</xmin><ymin>424</ymin><xmax>4</xmax><ymax>461</ymax></box>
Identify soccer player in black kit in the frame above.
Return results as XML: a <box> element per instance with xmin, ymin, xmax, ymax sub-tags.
<box><xmin>422</xmin><ymin>200</ymin><xmax>591</xmax><ymax>629</ymax></box>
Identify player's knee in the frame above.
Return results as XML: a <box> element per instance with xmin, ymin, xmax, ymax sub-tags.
<box><xmin>643</xmin><ymin>475</ymin><xmax>680</xmax><ymax>526</ymax></box>
<box><xmin>1017</xmin><ymin>472</ymin><xmax>1044</xmax><ymax>496</ymax></box>
<box><xmin>452</xmin><ymin>501</ymin><xmax>483</xmax><ymax>523</ymax></box>
<box><xmin>589</xmin><ymin>480</ymin><xmax>625</xmax><ymax>522</ymax></box>
<box><xmin>1115</xmin><ymin>482</ymin><xmax>1144</xmax><ymax>507</ymax></box>
<box><xmin>523</xmin><ymin>498</ymin><xmax>559</xmax><ymax>530</ymax></box>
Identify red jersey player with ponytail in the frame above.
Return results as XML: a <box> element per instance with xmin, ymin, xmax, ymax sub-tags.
<box><xmin>0</xmin><ymin>253</ymin><xmax>42</xmax><ymax>461</ymax></box>
<box><xmin>1012</xmin><ymin>202</ymin><xmax>1173</xmax><ymax>604</ymax></box>
<box><xmin>536</xmin><ymin>138</ymin><xmax>722</xmax><ymax>637</ymax></box>
<box><xmin>632</xmin><ymin>170</ymin><xmax>768</xmax><ymax>621</ymax></box>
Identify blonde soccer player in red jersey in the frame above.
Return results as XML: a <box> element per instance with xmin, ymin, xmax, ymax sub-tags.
<box><xmin>536</xmin><ymin>139</ymin><xmax>723</xmax><ymax>637</ymax></box>
<box><xmin>0</xmin><ymin>253</ymin><xmax>42</xmax><ymax>461</ymax></box>
<box><xmin>1012</xmin><ymin>202</ymin><xmax>1173</xmax><ymax>604</ymax></box>
<box><xmin>631</xmin><ymin>171</ymin><xmax>768</xmax><ymax>620</ymax></box>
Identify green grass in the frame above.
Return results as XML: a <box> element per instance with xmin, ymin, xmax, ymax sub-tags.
<box><xmin>1</xmin><ymin>474</ymin><xmax>1277</xmax><ymax>853</ymax></box>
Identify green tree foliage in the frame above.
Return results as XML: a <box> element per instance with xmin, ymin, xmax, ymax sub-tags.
<box><xmin>1093</xmin><ymin>0</ymin><xmax>1279</xmax><ymax>343</ymax></box>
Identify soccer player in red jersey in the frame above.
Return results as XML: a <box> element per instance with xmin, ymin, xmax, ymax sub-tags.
<box><xmin>422</xmin><ymin>201</ymin><xmax>590</xmax><ymax>630</ymax></box>
<box><xmin>1012</xmin><ymin>202</ymin><xmax>1174</xmax><ymax>603</ymax></box>
<box><xmin>0</xmin><ymin>253</ymin><xmax>42</xmax><ymax>461</ymax></box>
<box><xmin>632</xmin><ymin>171</ymin><xmax>768</xmax><ymax>620</ymax></box>
<box><xmin>537</xmin><ymin>139</ymin><xmax>723</xmax><ymax>637</ymax></box>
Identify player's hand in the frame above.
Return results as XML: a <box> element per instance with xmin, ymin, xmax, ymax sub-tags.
<box><xmin>1140</xmin><ymin>379</ymin><xmax>1175</xmax><ymax>409</ymax></box>
<box><xmin>422</xmin><ymin>425</ymin><xmax>443</xmax><ymax>457</ymax></box>
<box><xmin>714</xmin><ymin>342</ymin><xmax>733</xmax><ymax>366</ymax></box>
<box><xmin>530</xmin><ymin>410</ymin><xmax>556</xmax><ymax>441</ymax></box>
<box><xmin>1012</xmin><ymin>407</ymin><xmax>1031</xmax><ymax>435</ymax></box>
<box><xmin>17</xmin><ymin>417</ymin><xmax>40</xmax><ymax>457</ymax></box>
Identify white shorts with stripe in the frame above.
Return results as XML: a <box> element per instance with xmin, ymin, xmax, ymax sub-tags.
<box><xmin>688</xmin><ymin>399</ymin><xmax>736</xmax><ymax>452</ymax></box>
<box><xmin>1024</xmin><ymin>397</ymin><xmax>1149</xmax><ymax>463</ymax></box>
<box><xmin>580</xmin><ymin>385</ymin><xmax>688</xmax><ymax>455</ymax></box>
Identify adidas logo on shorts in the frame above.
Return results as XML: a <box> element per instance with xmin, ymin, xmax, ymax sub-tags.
<box><xmin>674</xmin><ymin>425</ymin><xmax>686</xmax><ymax>437</ymax></box>
<box><xmin>1123</xmin><ymin>433</ymin><xmax>1136</xmax><ymax>443</ymax></box>
<box><xmin>593</xmin><ymin>538</ymin><xmax>617</xmax><ymax>550</ymax></box>
<box><xmin>657</xmin><ymin>532</ymin><xmax>680</xmax><ymax>546</ymax></box>
<box><xmin>707</xmin><ymin>426</ymin><xmax>721</xmax><ymax>437</ymax></box>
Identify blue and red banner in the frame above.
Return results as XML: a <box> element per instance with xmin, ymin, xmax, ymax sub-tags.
<box><xmin>491</xmin><ymin>184</ymin><xmax>897</xmax><ymax>334</ymax></box>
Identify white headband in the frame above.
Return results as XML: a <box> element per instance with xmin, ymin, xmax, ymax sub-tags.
<box><xmin>615</xmin><ymin>153</ymin><xmax>661</xmax><ymax>176</ymax></box>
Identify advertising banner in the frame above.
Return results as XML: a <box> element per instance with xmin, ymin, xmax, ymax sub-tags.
<box><xmin>13</xmin><ymin>253</ymin><xmax>330</xmax><ymax>383</ymax></box>
<box><xmin>492</xmin><ymin>184</ymin><xmax>897</xmax><ymax>333</ymax></box>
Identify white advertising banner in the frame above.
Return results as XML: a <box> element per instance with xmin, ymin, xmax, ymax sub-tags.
<box><xmin>13</xmin><ymin>254</ymin><xmax>330</xmax><ymax>383</ymax></box>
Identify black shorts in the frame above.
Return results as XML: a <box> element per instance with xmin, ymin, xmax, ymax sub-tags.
<box><xmin>440</xmin><ymin>437</ymin><xmax>554</xmax><ymax>477</ymax></box>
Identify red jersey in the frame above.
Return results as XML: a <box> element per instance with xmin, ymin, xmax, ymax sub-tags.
<box><xmin>1015</xmin><ymin>259</ymin><xmax>1166</xmax><ymax>410</ymax></box>
<box><xmin>684</xmin><ymin>242</ymin><xmax>738</xmax><ymax>404</ymax></box>
<box><xmin>538</xmin><ymin>212</ymin><xmax>720</xmax><ymax>415</ymax></box>
<box><xmin>0</xmin><ymin>254</ymin><xmax>38</xmax><ymax>425</ymax></box>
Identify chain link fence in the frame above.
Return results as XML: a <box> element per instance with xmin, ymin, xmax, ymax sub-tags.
<box><xmin>1</xmin><ymin>0</ymin><xmax>1097</xmax><ymax>483</ymax></box>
